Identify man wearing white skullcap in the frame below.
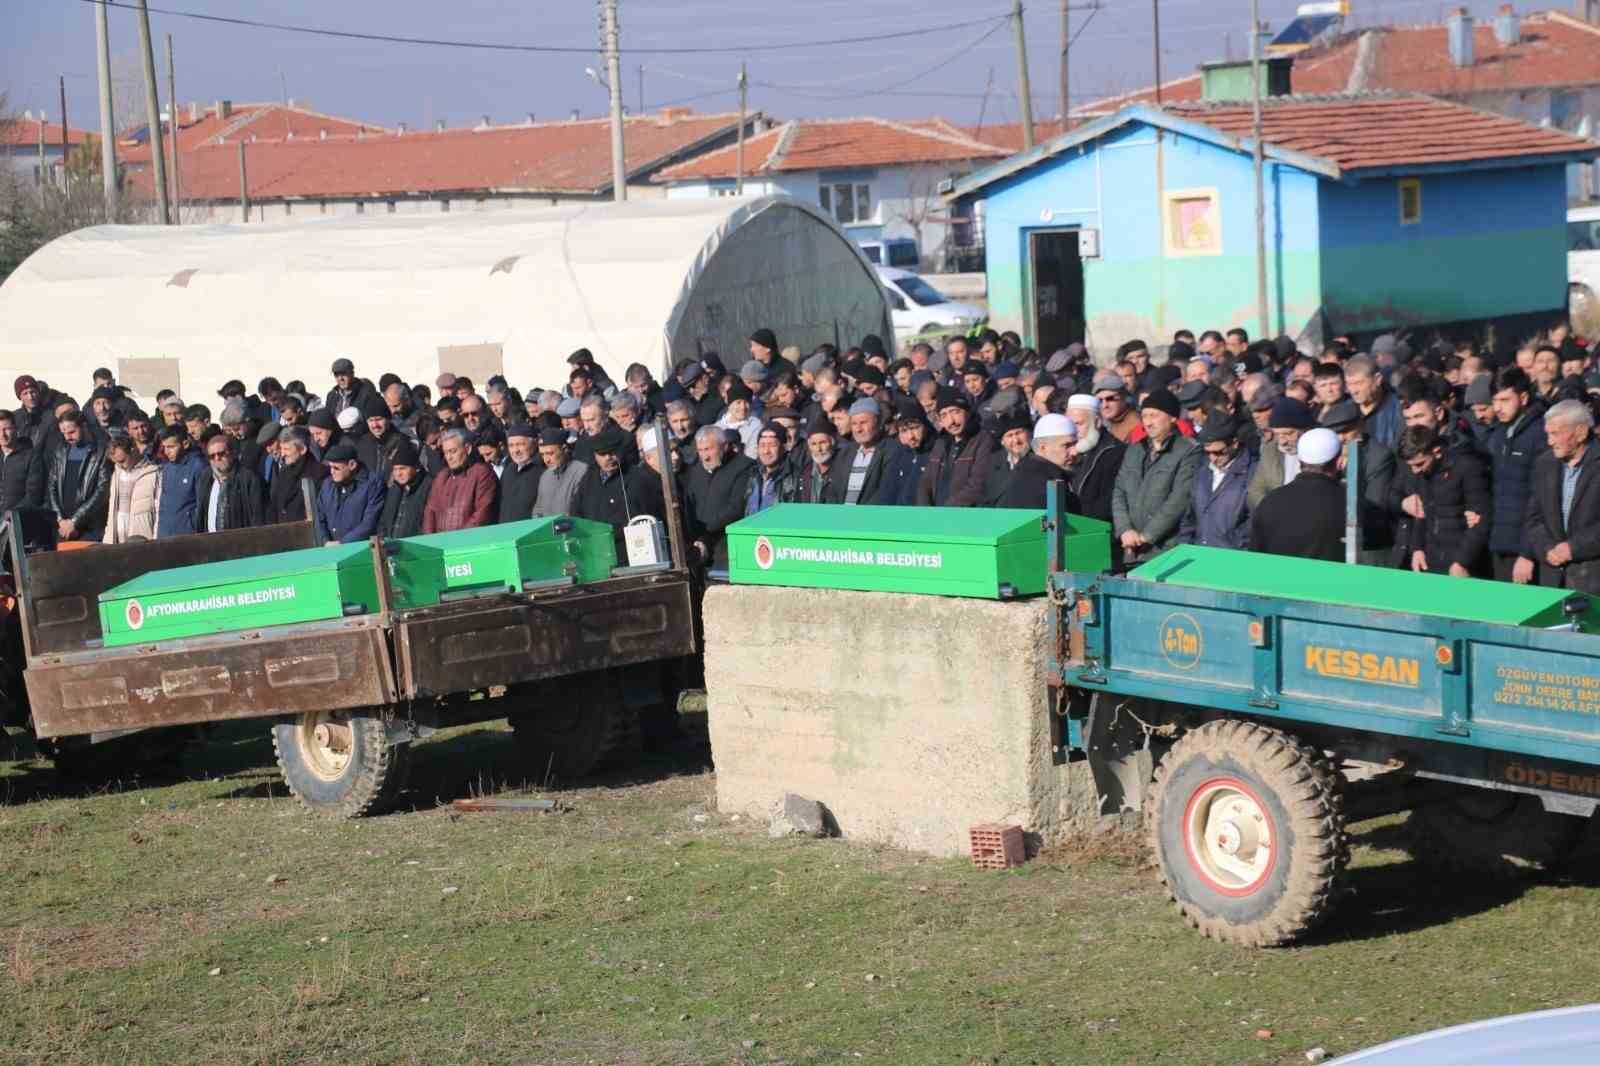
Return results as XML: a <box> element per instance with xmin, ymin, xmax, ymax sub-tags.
<box><xmin>1000</xmin><ymin>413</ymin><xmax>1083</xmax><ymax>511</ymax></box>
<box><xmin>1248</xmin><ymin>427</ymin><xmax>1347</xmax><ymax>561</ymax></box>
<box><xmin>1062</xmin><ymin>393</ymin><xmax>1125</xmax><ymax>528</ymax></box>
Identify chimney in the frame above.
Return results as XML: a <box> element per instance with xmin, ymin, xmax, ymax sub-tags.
<box><xmin>1447</xmin><ymin>8</ymin><xmax>1475</xmax><ymax>66</ymax></box>
<box><xmin>435</xmin><ymin>119</ymin><xmax>445</xmax><ymax>133</ymax></box>
<box><xmin>397</xmin><ymin>122</ymin><xmax>407</xmax><ymax>135</ymax></box>
<box><xmin>477</xmin><ymin>114</ymin><xmax>490</xmax><ymax>129</ymax></box>
<box><xmin>569</xmin><ymin>109</ymin><xmax>580</xmax><ymax>122</ymax></box>
<box><xmin>188</xmin><ymin>101</ymin><xmax>199</xmax><ymax>123</ymax></box>
<box><xmin>215</xmin><ymin>99</ymin><xmax>233</xmax><ymax>120</ymax></box>
<box><xmin>1494</xmin><ymin>4</ymin><xmax>1520</xmax><ymax>45</ymax></box>
<box><xmin>525</xmin><ymin>112</ymin><xmax>536</xmax><ymax>125</ymax></box>
<box><xmin>656</xmin><ymin>105</ymin><xmax>693</xmax><ymax>126</ymax></box>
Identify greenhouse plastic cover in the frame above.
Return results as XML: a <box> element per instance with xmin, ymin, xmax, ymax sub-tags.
<box><xmin>0</xmin><ymin>195</ymin><xmax>889</xmax><ymax>403</ymax></box>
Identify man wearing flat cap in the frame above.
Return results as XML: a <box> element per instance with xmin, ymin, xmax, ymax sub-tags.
<box><xmin>1247</xmin><ymin>396</ymin><xmax>1317</xmax><ymax>511</ymax></box>
<box><xmin>315</xmin><ymin>442</ymin><xmax>386</xmax><ymax>545</ymax></box>
<box><xmin>1320</xmin><ymin>397</ymin><xmax>1398</xmax><ymax>565</ymax></box>
<box><xmin>1250</xmin><ymin>428</ymin><xmax>1347</xmax><ymax>562</ymax></box>
<box><xmin>1091</xmin><ymin>369</ymin><xmax>1141</xmax><ymax>443</ymax></box>
<box><xmin>573</xmin><ymin>424</ymin><xmax>636</xmax><ymax>556</ymax></box>
<box><xmin>532</xmin><ymin>427</ymin><xmax>589</xmax><ymax>518</ymax></box>
<box><xmin>825</xmin><ymin>397</ymin><xmax>899</xmax><ymax>505</ymax></box>
<box><xmin>1179</xmin><ymin>418</ymin><xmax>1255</xmax><ymax>550</ymax></box>
<box><xmin>1111</xmin><ymin>390</ymin><xmax>1202</xmax><ymax>563</ymax></box>
<box><xmin>324</xmin><ymin>358</ymin><xmax>377</xmax><ymax>418</ymax></box>
<box><xmin>497</xmin><ymin>424</ymin><xmax>544</xmax><ymax>523</ymax></box>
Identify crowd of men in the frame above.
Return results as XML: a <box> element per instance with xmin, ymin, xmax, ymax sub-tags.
<box><xmin>1</xmin><ymin>318</ymin><xmax>1596</xmax><ymax>594</ymax></box>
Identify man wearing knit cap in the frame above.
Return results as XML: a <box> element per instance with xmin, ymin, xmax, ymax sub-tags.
<box><xmin>1062</xmin><ymin>394</ymin><xmax>1124</xmax><ymax>526</ymax></box>
<box><xmin>1000</xmin><ymin>413</ymin><xmax>1083</xmax><ymax>512</ymax></box>
<box><xmin>1111</xmin><ymin>389</ymin><xmax>1202</xmax><ymax>563</ymax></box>
<box><xmin>716</xmin><ymin>381</ymin><xmax>764</xmax><ymax>460</ymax></box>
<box><xmin>827</xmin><ymin>397</ymin><xmax>899</xmax><ymax>505</ymax></box>
<box><xmin>916</xmin><ymin>387</ymin><xmax>994</xmax><ymax>507</ymax></box>
<box><xmin>379</xmin><ymin>437</ymin><xmax>433</xmax><ymax>539</ymax></box>
<box><xmin>748</xmin><ymin>328</ymin><xmax>797</xmax><ymax>379</ymax></box>
<box><xmin>1247</xmin><ymin>396</ymin><xmax>1317</xmax><ymax>510</ymax></box>
<box><xmin>1250</xmin><ymin>427</ymin><xmax>1347</xmax><ymax>562</ymax></box>
<box><xmin>1092</xmin><ymin>368</ymin><xmax>1141</xmax><ymax>443</ymax></box>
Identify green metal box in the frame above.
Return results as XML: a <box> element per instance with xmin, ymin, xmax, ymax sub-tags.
<box><xmin>384</xmin><ymin>516</ymin><xmax>618</xmax><ymax>610</ymax></box>
<box><xmin>727</xmin><ymin>504</ymin><xmax>1111</xmax><ymax>599</ymax></box>
<box><xmin>1131</xmin><ymin>545</ymin><xmax>1600</xmax><ymax>628</ymax></box>
<box><xmin>99</xmin><ymin>543</ymin><xmax>381</xmax><ymax>647</ymax></box>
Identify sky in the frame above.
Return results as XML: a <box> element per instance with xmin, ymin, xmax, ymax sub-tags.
<box><xmin>3</xmin><ymin>0</ymin><xmax>1551</xmax><ymax>134</ymax></box>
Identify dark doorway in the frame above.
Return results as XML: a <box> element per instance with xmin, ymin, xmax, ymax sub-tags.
<box><xmin>1029</xmin><ymin>229</ymin><xmax>1085</xmax><ymax>355</ymax></box>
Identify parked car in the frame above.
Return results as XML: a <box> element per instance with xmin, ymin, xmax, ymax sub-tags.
<box><xmin>876</xmin><ymin>267</ymin><xmax>984</xmax><ymax>340</ymax></box>
<box><xmin>857</xmin><ymin>237</ymin><xmax>921</xmax><ymax>269</ymax></box>
<box><xmin>1336</xmin><ymin>1004</ymin><xmax>1600</xmax><ymax>1065</ymax></box>
<box><xmin>1570</xmin><ymin>204</ymin><xmax>1600</xmax><ymax>335</ymax></box>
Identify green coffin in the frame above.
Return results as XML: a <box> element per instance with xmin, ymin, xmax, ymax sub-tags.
<box><xmin>99</xmin><ymin>543</ymin><xmax>380</xmax><ymax>647</ymax></box>
<box><xmin>726</xmin><ymin>504</ymin><xmax>1111</xmax><ymax>599</ymax></box>
<box><xmin>384</xmin><ymin>516</ymin><xmax>618</xmax><ymax>610</ymax></box>
<box><xmin>1131</xmin><ymin>545</ymin><xmax>1600</xmax><ymax>628</ymax></box>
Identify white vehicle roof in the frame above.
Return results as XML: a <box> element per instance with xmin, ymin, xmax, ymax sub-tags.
<box><xmin>875</xmin><ymin>266</ymin><xmax>923</xmax><ymax>284</ymax></box>
<box><xmin>1337</xmin><ymin>1004</ymin><xmax>1600</xmax><ymax>1065</ymax></box>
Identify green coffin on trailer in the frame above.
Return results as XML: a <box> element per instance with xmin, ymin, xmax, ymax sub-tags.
<box><xmin>384</xmin><ymin>516</ymin><xmax>618</xmax><ymax>610</ymax></box>
<box><xmin>1131</xmin><ymin>545</ymin><xmax>1600</xmax><ymax>629</ymax></box>
<box><xmin>727</xmin><ymin>504</ymin><xmax>1111</xmax><ymax>599</ymax></box>
<box><xmin>99</xmin><ymin>543</ymin><xmax>381</xmax><ymax>647</ymax></box>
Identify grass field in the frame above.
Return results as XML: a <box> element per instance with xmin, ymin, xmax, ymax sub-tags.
<box><xmin>4</xmin><ymin>715</ymin><xmax>1599</xmax><ymax>1065</ymax></box>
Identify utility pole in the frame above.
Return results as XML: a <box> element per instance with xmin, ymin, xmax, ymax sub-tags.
<box><xmin>1152</xmin><ymin>0</ymin><xmax>1163</xmax><ymax>105</ymax></box>
<box><xmin>237</xmin><ymin>142</ymin><xmax>249</xmax><ymax>223</ymax></box>
<box><xmin>600</xmin><ymin>0</ymin><xmax>626</xmax><ymax>202</ymax></box>
<box><xmin>1012</xmin><ymin>0</ymin><xmax>1035</xmax><ymax>149</ymax></box>
<box><xmin>735</xmin><ymin>63</ymin><xmax>747</xmax><ymax>195</ymax></box>
<box><xmin>94</xmin><ymin>0</ymin><xmax>119</xmax><ymax>219</ymax></box>
<box><xmin>1059</xmin><ymin>0</ymin><xmax>1069</xmax><ymax>128</ymax></box>
<box><xmin>59</xmin><ymin>76</ymin><xmax>69</xmax><ymax>167</ymax></box>
<box><xmin>1250</xmin><ymin>0</ymin><xmax>1268</xmax><ymax>336</ymax></box>
<box><xmin>166</xmin><ymin>34</ymin><xmax>180</xmax><ymax>220</ymax></box>
<box><xmin>638</xmin><ymin>64</ymin><xmax>644</xmax><ymax>114</ymax></box>
<box><xmin>36</xmin><ymin>119</ymin><xmax>46</xmax><ymax>202</ymax></box>
<box><xmin>135</xmin><ymin>0</ymin><xmax>171</xmax><ymax>224</ymax></box>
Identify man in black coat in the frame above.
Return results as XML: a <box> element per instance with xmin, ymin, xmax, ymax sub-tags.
<box><xmin>378</xmin><ymin>439</ymin><xmax>433</xmax><ymax>539</ymax></box>
<box><xmin>1483</xmin><ymin>366</ymin><xmax>1547</xmax><ymax>583</ymax></box>
<box><xmin>682</xmin><ymin>424</ymin><xmax>754</xmax><ymax>569</ymax></box>
<box><xmin>266</xmin><ymin>426</ymin><xmax>326</xmax><ymax>526</ymax></box>
<box><xmin>883</xmin><ymin>400</ymin><xmax>936</xmax><ymax>506</ymax></box>
<box><xmin>324</xmin><ymin>357</ymin><xmax>378</xmax><ymax>418</ymax></box>
<box><xmin>1525</xmin><ymin>399</ymin><xmax>1600</xmax><ymax>594</ymax></box>
<box><xmin>498</xmin><ymin>425</ymin><xmax>543</xmax><ymax>523</ymax></box>
<box><xmin>1000</xmin><ymin>414</ymin><xmax>1082</xmax><ymax>512</ymax></box>
<box><xmin>824</xmin><ymin>399</ymin><xmax>901</xmax><ymax>505</ymax></box>
<box><xmin>194</xmin><ymin>434</ymin><xmax>267</xmax><ymax>533</ymax></box>
<box><xmin>1249</xmin><ymin>428</ymin><xmax>1347</xmax><ymax>562</ymax></box>
<box><xmin>0</xmin><ymin>409</ymin><xmax>44</xmax><ymax>515</ymax></box>
<box><xmin>46</xmin><ymin>411</ymin><xmax>110</xmax><ymax>542</ymax></box>
<box><xmin>1399</xmin><ymin>424</ymin><xmax>1491</xmax><ymax>578</ymax></box>
<box><xmin>574</xmin><ymin>425</ymin><xmax>639</xmax><ymax>557</ymax></box>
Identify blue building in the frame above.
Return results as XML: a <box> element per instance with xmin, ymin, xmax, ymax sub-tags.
<box><xmin>945</xmin><ymin>92</ymin><xmax>1600</xmax><ymax>355</ymax></box>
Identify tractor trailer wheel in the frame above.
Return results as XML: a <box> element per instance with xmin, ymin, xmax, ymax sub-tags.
<box><xmin>1406</xmin><ymin>790</ymin><xmax>1583</xmax><ymax>877</ymax></box>
<box><xmin>1147</xmin><ymin>719</ymin><xmax>1347</xmax><ymax>947</ymax></box>
<box><xmin>272</xmin><ymin>710</ymin><xmax>411</xmax><ymax>818</ymax></box>
<box><xmin>509</xmin><ymin>671</ymin><xmax>640</xmax><ymax>784</ymax></box>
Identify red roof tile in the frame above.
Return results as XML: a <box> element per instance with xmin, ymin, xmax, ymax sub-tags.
<box><xmin>0</xmin><ymin>117</ymin><xmax>93</xmax><ymax>147</ymax></box>
<box><xmin>654</xmin><ymin>117</ymin><xmax>1005</xmax><ymax>181</ymax></box>
<box><xmin>1166</xmin><ymin>92</ymin><xmax>1598</xmax><ymax>172</ymax></box>
<box><xmin>961</xmin><ymin>119</ymin><xmax>1073</xmax><ymax>153</ymax></box>
<box><xmin>119</xmin><ymin>102</ymin><xmax>385</xmax><ymax>163</ymax></box>
<box><xmin>126</xmin><ymin>111</ymin><xmax>751</xmax><ymax>200</ymax></box>
<box><xmin>1078</xmin><ymin>75</ymin><xmax>1206</xmax><ymax>115</ymax></box>
<box><xmin>1286</xmin><ymin>10</ymin><xmax>1600</xmax><ymax>96</ymax></box>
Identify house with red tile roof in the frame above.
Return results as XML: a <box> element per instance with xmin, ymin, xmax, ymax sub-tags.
<box><xmin>653</xmin><ymin>116</ymin><xmax>1006</xmax><ymax>270</ymax></box>
<box><xmin>124</xmin><ymin>106</ymin><xmax>763</xmax><ymax>222</ymax></box>
<box><xmin>1</xmin><ymin>110</ymin><xmax>94</xmax><ymax>187</ymax></box>
<box><xmin>944</xmin><ymin>93</ymin><xmax>1600</xmax><ymax>355</ymax></box>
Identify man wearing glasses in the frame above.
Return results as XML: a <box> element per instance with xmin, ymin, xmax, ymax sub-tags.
<box><xmin>195</xmin><ymin>433</ymin><xmax>266</xmax><ymax>534</ymax></box>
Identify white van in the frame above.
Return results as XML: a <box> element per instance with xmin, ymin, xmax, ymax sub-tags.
<box><xmin>876</xmin><ymin>267</ymin><xmax>984</xmax><ymax>340</ymax></box>
<box><xmin>1571</xmin><ymin>204</ymin><xmax>1600</xmax><ymax>334</ymax></box>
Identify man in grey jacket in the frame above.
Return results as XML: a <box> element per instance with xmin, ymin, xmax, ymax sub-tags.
<box><xmin>532</xmin><ymin>428</ymin><xmax>589</xmax><ymax>517</ymax></box>
<box><xmin>1112</xmin><ymin>390</ymin><xmax>1202</xmax><ymax>567</ymax></box>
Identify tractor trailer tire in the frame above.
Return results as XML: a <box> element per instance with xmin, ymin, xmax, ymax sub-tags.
<box><xmin>1406</xmin><ymin>790</ymin><xmax>1583</xmax><ymax>877</ymax></box>
<box><xmin>509</xmin><ymin>671</ymin><xmax>640</xmax><ymax>784</ymax></box>
<box><xmin>272</xmin><ymin>710</ymin><xmax>411</xmax><ymax>818</ymax></box>
<box><xmin>1147</xmin><ymin>718</ymin><xmax>1348</xmax><ymax>947</ymax></box>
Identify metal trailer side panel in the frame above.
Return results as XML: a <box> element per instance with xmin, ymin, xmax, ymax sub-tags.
<box><xmin>1061</xmin><ymin>572</ymin><xmax>1600</xmax><ymax>772</ymax></box>
<box><xmin>394</xmin><ymin>574</ymin><xmax>697</xmax><ymax>699</ymax></box>
<box><xmin>26</xmin><ymin>616</ymin><xmax>396</xmax><ymax>738</ymax></box>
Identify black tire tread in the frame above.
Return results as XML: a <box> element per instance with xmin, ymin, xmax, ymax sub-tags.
<box><xmin>508</xmin><ymin>673</ymin><xmax>640</xmax><ymax>783</ymax></box>
<box><xmin>1147</xmin><ymin>718</ymin><xmax>1347</xmax><ymax>947</ymax></box>
<box><xmin>1406</xmin><ymin>793</ymin><xmax>1582</xmax><ymax>878</ymax></box>
<box><xmin>272</xmin><ymin>714</ymin><xmax>411</xmax><ymax>819</ymax></box>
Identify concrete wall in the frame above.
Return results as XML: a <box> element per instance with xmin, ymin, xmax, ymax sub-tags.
<box><xmin>704</xmin><ymin>584</ymin><xmax>1118</xmax><ymax>858</ymax></box>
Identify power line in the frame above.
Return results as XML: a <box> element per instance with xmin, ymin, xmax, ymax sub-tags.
<box><xmin>77</xmin><ymin>0</ymin><xmax>1009</xmax><ymax>56</ymax></box>
<box><xmin>752</xmin><ymin>18</ymin><xmax>1008</xmax><ymax>101</ymax></box>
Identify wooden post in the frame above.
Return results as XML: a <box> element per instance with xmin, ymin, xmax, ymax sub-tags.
<box><xmin>237</xmin><ymin>141</ymin><xmax>249</xmax><ymax>223</ymax></box>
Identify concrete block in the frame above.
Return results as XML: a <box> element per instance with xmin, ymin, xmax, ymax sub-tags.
<box><xmin>704</xmin><ymin>585</ymin><xmax>1124</xmax><ymax>858</ymax></box>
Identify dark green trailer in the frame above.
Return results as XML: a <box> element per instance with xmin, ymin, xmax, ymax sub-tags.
<box><xmin>1045</xmin><ymin>493</ymin><xmax>1600</xmax><ymax>947</ymax></box>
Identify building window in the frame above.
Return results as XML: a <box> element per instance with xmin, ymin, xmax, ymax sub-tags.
<box><xmin>1398</xmin><ymin>178</ymin><xmax>1422</xmax><ymax>225</ymax></box>
<box><xmin>819</xmin><ymin>181</ymin><xmax>873</xmax><ymax>225</ymax></box>
<box><xmin>1162</xmin><ymin>187</ymin><xmax>1221</xmax><ymax>256</ymax></box>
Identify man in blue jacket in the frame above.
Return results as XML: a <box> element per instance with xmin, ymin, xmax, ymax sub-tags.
<box><xmin>1180</xmin><ymin>418</ymin><xmax>1256</xmax><ymax>549</ymax></box>
<box><xmin>1484</xmin><ymin>366</ymin><xmax>1547</xmax><ymax>583</ymax></box>
<box><xmin>316</xmin><ymin>443</ymin><xmax>387</xmax><ymax>545</ymax></box>
<box><xmin>155</xmin><ymin>424</ymin><xmax>207</xmax><ymax>539</ymax></box>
